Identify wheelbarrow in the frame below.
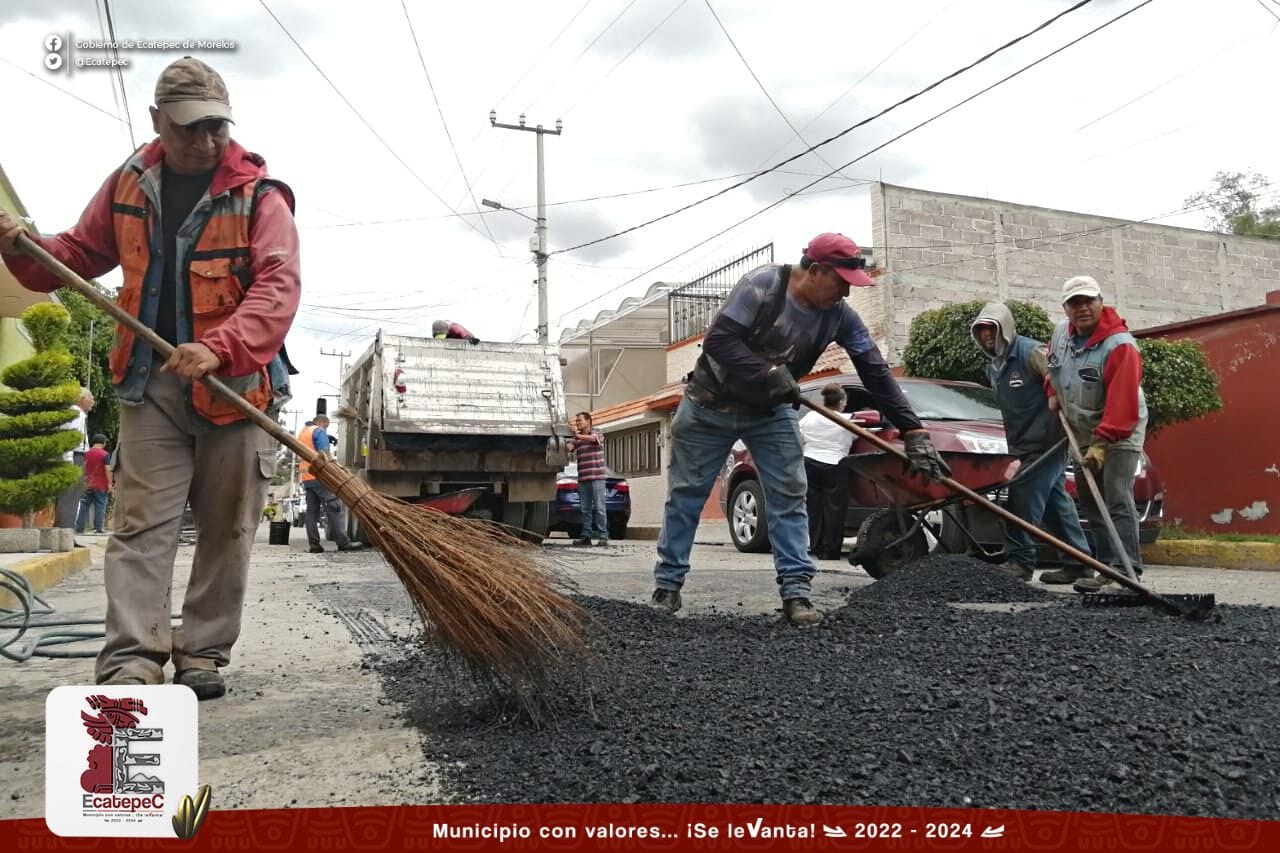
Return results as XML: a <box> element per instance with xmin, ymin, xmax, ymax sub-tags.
<box><xmin>801</xmin><ymin>400</ymin><xmax>1215</xmax><ymax>620</ymax></box>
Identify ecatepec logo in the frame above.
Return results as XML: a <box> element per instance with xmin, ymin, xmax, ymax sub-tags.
<box><xmin>46</xmin><ymin>686</ymin><xmax>198</xmax><ymax>838</ymax></box>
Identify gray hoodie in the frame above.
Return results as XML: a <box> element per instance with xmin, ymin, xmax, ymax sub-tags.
<box><xmin>970</xmin><ymin>302</ymin><xmax>1056</xmax><ymax>457</ymax></box>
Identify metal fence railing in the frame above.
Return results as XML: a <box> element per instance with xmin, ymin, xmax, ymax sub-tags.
<box><xmin>667</xmin><ymin>244</ymin><xmax>773</xmax><ymax>344</ymax></box>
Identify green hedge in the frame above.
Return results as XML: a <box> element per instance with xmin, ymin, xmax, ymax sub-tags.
<box><xmin>1139</xmin><ymin>338</ymin><xmax>1223</xmax><ymax>434</ymax></box>
<box><xmin>1</xmin><ymin>349</ymin><xmax>77</xmax><ymax>391</ymax></box>
<box><xmin>17</xmin><ymin>303</ymin><xmax>71</xmax><ymax>352</ymax></box>
<box><xmin>0</xmin><ymin>382</ymin><xmax>82</xmax><ymax>415</ymax></box>
<box><xmin>0</xmin><ymin>430</ymin><xmax>84</xmax><ymax>477</ymax></box>
<box><xmin>0</xmin><ymin>409</ymin><xmax>81</xmax><ymax>440</ymax></box>
<box><xmin>0</xmin><ymin>463</ymin><xmax>84</xmax><ymax>516</ymax></box>
<box><xmin>901</xmin><ymin>300</ymin><xmax>1054</xmax><ymax>385</ymax></box>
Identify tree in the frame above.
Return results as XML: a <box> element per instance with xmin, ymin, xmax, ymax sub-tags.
<box><xmin>0</xmin><ymin>304</ymin><xmax>85</xmax><ymax>527</ymax></box>
<box><xmin>1184</xmin><ymin>170</ymin><xmax>1280</xmax><ymax>239</ymax></box>
<box><xmin>56</xmin><ymin>285</ymin><xmax>120</xmax><ymax>447</ymax></box>
<box><xmin>901</xmin><ymin>301</ymin><xmax>1222</xmax><ymax>435</ymax></box>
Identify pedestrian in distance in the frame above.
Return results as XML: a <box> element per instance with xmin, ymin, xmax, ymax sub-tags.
<box><xmin>75</xmin><ymin>434</ymin><xmax>113</xmax><ymax>535</ymax></box>
<box><xmin>567</xmin><ymin>411</ymin><xmax>609</xmax><ymax>547</ymax></box>
<box><xmin>799</xmin><ymin>383</ymin><xmax>856</xmax><ymax>561</ymax></box>
<box><xmin>0</xmin><ymin>57</ymin><xmax>301</xmax><ymax>700</ymax></box>
<box><xmin>650</xmin><ymin>233</ymin><xmax>949</xmax><ymax>628</ymax></box>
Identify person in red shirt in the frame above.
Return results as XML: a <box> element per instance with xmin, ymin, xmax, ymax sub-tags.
<box><xmin>75</xmin><ymin>435</ymin><xmax>113</xmax><ymax>534</ymax></box>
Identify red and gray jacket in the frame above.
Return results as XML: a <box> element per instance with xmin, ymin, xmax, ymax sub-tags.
<box><xmin>1046</xmin><ymin>307</ymin><xmax>1148</xmax><ymax>451</ymax></box>
<box><xmin>1</xmin><ymin>138</ymin><xmax>300</xmax><ymax>427</ymax></box>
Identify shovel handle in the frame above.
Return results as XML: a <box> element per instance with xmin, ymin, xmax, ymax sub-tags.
<box><xmin>13</xmin><ymin>232</ymin><xmax>314</xmax><ymax>461</ymax></box>
<box><xmin>1057</xmin><ymin>410</ymin><xmax>1137</xmax><ymax>581</ymax></box>
<box><xmin>798</xmin><ymin>398</ymin><xmax>1185</xmax><ymax>615</ymax></box>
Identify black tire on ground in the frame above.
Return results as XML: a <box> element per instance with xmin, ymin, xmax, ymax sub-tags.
<box><xmin>852</xmin><ymin>509</ymin><xmax>929</xmax><ymax>579</ymax></box>
<box><xmin>564</xmin><ymin>524</ymin><xmax>583</xmax><ymax>541</ymax></box>
<box><xmin>934</xmin><ymin>506</ymin><xmax>973</xmax><ymax>554</ymax></box>
<box><xmin>521</xmin><ymin>500</ymin><xmax>552</xmax><ymax>543</ymax></box>
<box><xmin>728</xmin><ymin>479</ymin><xmax>771</xmax><ymax>553</ymax></box>
<box><xmin>501</xmin><ymin>499</ymin><xmax>525</xmax><ymax>534</ymax></box>
<box><xmin>608</xmin><ymin>519</ymin><xmax>628</xmax><ymax>541</ymax></box>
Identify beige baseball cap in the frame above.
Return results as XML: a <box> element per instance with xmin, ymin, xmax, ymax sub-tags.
<box><xmin>154</xmin><ymin>57</ymin><xmax>233</xmax><ymax>125</ymax></box>
<box><xmin>1061</xmin><ymin>275</ymin><xmax>1103</xmax><ymax>304</ymax></box>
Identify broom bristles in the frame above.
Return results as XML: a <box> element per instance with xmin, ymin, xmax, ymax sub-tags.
<box><xmin>310</xmin><ymin>455</ymin><xmax>587</xmax><ymax>702</ymax></box>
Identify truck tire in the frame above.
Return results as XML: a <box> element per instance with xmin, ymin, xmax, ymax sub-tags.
<box><xmin>522</xmin><ymin>501</ymin><xmax>551</xmax><ymax>543</ymax></box>
<box><xmin>608</xmin><ymin>518</ymin><xmax>628</xmax><ymax>541</ymax></box>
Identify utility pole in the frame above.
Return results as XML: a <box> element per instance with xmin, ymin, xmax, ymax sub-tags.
<box><xmin>319</xmin><ymin>348</ymin><xmax>351</xmax><ymax>406</ymax></box>
<box><xmin>489</xmin><ymin>110</ymin><xmax>562</xmax><ymax>345</ymax></box>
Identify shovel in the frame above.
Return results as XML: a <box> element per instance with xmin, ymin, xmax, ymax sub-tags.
<box><xmin>799</xmin><ymin>398</ymin><xmax>1215</xmax><ymax>620</ymax></box>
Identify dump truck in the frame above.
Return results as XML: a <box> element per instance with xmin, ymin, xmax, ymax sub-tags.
<box><xmin>336</xmin><ymin>332</ymin><xmax>571</xmax><ymax>541</ymax></box>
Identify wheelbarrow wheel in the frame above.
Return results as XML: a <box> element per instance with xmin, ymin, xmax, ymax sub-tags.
<box><xmin>852</xmin><ymin>509</ymin><xmax>928</xmax><ymax>580</ymax></box>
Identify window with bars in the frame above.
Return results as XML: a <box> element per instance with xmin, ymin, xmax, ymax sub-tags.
<box><xmin>605</xmin><ymin>423</ymin><xmax>661</xmax><ymax>476</ymax></box>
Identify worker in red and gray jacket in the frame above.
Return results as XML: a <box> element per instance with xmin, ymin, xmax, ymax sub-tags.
<box><xmin>1045</xmin><ymin>275</ymin><xmax>1148</xmax><ymax>593</ymax></box>
<box><xmin>432</xmin><ymin>319</ymin><xmax>480</xmax><ymax>344</ymax></box>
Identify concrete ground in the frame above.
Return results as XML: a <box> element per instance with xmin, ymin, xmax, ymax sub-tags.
<box><xmin>3</xmin><ymin>526</ymin><xmax>1280</xmax><ymax>817</ymax></box>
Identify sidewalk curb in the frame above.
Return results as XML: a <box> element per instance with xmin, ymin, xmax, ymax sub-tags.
<box><xmin>1142</xmin><ymin>540</ymin><xmax>1280</xmax><ymax>572</ymax></box>
<box><xmin>625</xmin><ymin>526</ymin><xmax>661</xmax><ymax>542</ymax></box>
<box><xmin>0</xmin><ymin>548</ymin><xmax>92</xmax><ymax>610</ymax></box>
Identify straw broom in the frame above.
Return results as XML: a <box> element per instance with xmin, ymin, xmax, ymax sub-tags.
<box><xmin>13</xmin><ymin>233</ymin><xmax>587</xmax><ymax>699</ymax></box>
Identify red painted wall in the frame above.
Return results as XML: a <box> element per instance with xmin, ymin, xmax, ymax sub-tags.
<box><xmin>1138</xmin><ymin>303</ymin><xmax>1280</xmax><ymax>534</ymax></box>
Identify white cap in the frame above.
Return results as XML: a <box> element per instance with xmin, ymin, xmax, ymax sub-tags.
<box><xmin>1061</xmin><ymin>275</ymin><xmax>1103</xmax><ymax>304</ymax></box>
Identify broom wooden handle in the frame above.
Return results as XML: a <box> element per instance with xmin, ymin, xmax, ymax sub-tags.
<box><xmin>14</xmin><ymin>232</ymin><xmax>316</xmax><ymax>461</ymax></box>
<box><xmin>797</xmin><ymin>397</ymin><xmax>1183</xmax><ymax>611</ymax></box>
<box><xmin>1056</xmin><ymin>408</ymin><xmax>1138</xmax><ymax>580</ymax></box>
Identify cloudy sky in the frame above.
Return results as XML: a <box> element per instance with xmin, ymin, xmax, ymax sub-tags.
<box><xmin>1</xmin><ymin>0</ymin><xmax>1277</xmax><ymax>420</ymax></box>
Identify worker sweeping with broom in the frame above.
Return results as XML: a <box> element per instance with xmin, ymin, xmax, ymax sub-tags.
<box><xmin>3</xmin><ymin>59</ymin><xmax>585</xmax><ymax>707</ymax></box>
<box><xmin>0</xmin><ymin>58</ymin><xmax>298</xmax><ymax>700</ymax></box>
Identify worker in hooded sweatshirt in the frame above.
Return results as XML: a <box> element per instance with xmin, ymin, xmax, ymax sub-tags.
<box><xmin>971</xmin><ymin>302</ymin><xmax>1095</xmax><ymax>584</ymax></box>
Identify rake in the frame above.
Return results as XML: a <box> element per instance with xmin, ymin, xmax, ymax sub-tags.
<box><xmin>799</xmin><ymin>398</ymin><xmax>1216</xmax><ymax>620</ymax></box>
<box><xmin>14</xmin><ymin>233</ymin><xmax>587</xmax><ymax>700</ymax></box>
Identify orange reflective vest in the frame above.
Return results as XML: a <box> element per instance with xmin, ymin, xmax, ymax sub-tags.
<box><xmin>296</xmin><ymin>425</ymin><xmax>318</xmax><ymax>482</ymax></box>
<box><xmin>109</xmin><ymin>156</ymin><xmax>274</xmax><ymax>426</ymax></box>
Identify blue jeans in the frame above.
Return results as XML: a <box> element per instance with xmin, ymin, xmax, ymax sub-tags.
<box><xmin>75</xmin><ymin>489</ymin><xmax>109</xmax><ymax>533</ymax></box>
<box><xmin>655</xmin><ymin>397</ymin><xmax>813</xmax><ymax>601</ymax></box>
<box><xmin>578</xmin><ymin>478</ymin><xmax>608</xmax><ymax>541</ymax></box>
<box><xmin>1005</xmin><ymin>448</ymin><xmax>1092</xmax><ymax>569</ymax></box>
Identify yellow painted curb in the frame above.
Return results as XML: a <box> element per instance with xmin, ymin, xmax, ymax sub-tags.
<box><xmin>0</xmin><ymin>548</ymin><xmax>91</xmax><ymax>610</ymax></box>
<box><xmin>623</xmin><ymin>526</ymin><xmax>662</xmax><ymax>542</ymax></box>
<box><xmin>1142</xmin><ymin>540</ymin><xmax>1280</xmax><ymax>571</ymax></box>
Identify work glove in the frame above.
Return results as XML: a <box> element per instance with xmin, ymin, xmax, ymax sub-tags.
<box><xmin>764</xmin><ymin>366</ymin><xmax>801</xmax><ymax>405</ymax></box>
<box><xmin>903</xmin><ymin>430</ymin><xmax>951</xmax><ymax>485</ymax></box>
<box><xmin>1083</xmin><ymin>441</ymin><xmax>1107</xmax><ymax>472</ymax></box>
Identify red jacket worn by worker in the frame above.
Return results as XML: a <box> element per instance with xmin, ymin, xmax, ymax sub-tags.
<box><xmin>1045</xmin><ymin>306</ymin><xmax>1148</xmax><ymax>451</ymax></box>
<box><xmin>0</xmin><ymin>138</ymin><xmax>300</xmax><ymax>426</ymax></box>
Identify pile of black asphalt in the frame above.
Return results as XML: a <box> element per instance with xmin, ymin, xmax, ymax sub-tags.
<box><xmin>377</xmin><ymin>555</ymin><xmax>1279</xmax><ymax>817</ymax></box>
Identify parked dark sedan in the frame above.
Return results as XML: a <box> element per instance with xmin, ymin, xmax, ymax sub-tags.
<box><xmin>719</xmin><ymin>375</ymin><xmax>1165</xmax><ymax>557</ymax></box>
<box><xmin>548</xmin><ymin>463</ymin><xmax>632</xmax><ymax>540</ymax></box>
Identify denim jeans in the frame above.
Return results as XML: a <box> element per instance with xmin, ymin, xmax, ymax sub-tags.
<box><xmin>655</xmin><ymin>396</ymin><xmax>814</xmax><ymax>601</ymax></box>
<box><xmin>1074</xmin><ymin>446</ymin><xmax>1143</xmax><ymax>574</ymax></box>
<box><xmin>578</xmin><ymin>478</ymin><xmax>608</xmax><ymax>541</ymax></box>
<box><xmin>76</xmin><ymin>489</ymin><xmax>110</xmax><ymax>533</ymax></box>
<box><xmin>305</xmin><ymin>482</ymin><xmax>352</xmax><ymax>550</ymax></box>
<box><xmin>1005</xmin><ymin>448</ymin><xmax>1092</xmax><ymax>570</ymax></box>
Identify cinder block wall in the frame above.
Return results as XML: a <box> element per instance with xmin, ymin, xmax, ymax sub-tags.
<box><xmin>868</xmin><ymin>183</ymin><xmax>1280</xmax><ymax>360</ymax></box>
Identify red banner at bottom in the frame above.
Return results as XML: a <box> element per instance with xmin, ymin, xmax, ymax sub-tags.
<box><xmin>3</xmin><ymin>804</ymin><xmax>1275</xmax><ymax>851</ymax></box>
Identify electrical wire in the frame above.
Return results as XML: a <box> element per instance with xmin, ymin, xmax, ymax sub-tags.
<box><xmin>0</xmin><ymin>56</ymin><xmax>127</xmax><ymax>124</ymax></box>
<box><xmin>703</xmin><ymin>0</ymin><xmax>857</xmax><ymax>184</ymax></box>
<box><xmin>100</xmin><ymin>0</ymin><xmax>136</xmax><ymax>150</ymax></box>
<box><xmin>526</xmin><ymin>0</ymin><xmax>642</xmax><ymax>111</ymax></box>
<box><xmin>256</xmin><ymin>0</ymin><xmax>507</xmax><ymax>254</ymax></box>
<box><xmin>492</xmin><ymin>0</ymin><xmax>597</xmax><ymax>113</ymax></box>
<box><xmin>1254</xmin><ymin>0</ymin><xmax>1280</xmax><ymax>23</ymax></box>
<box><xmin>399</xmin><ymin>0</ymin><xmax>500</xmax><ymax>251</ymax></box>
<box><xmin>555</xmin><ymin>0</ymin><xmax>1159</xmax><ymax>323</ymax></box>
<box><xmin>550</xmin><ymin>0</ymin><xmax>1101</xmax><ymax>256</ymax></box>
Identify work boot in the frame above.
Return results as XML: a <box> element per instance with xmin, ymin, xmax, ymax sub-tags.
<box><xmin>337</xmin><ymin>542</ymin><xmax>365</xmax><ymax>552</ymax></box>
<box><xmin>571</xmin><ymin>537</ymin><xmax>592</xmax><ymax>547</ymax></box>
<box><xmin>649</xmin><ymin>588</ymin><xmax>682</xmax><ymax>614</ymax></box>
<box><xmin>999</xmin><ymin>563</ymin><xmax>1034</xmax><ymax>582</ymax></box>
<box><xmin>783</xmin><ymin>597</ymin><xmax>824</xmax><ymax>628</ymax></box>
<box><xmin>308</xmin><ymin>546</ymin><xmax>325</xmax><ymax>554</ymax></box>
<box><xmin>1039</xmin><ymin>566</ymin><xmax>1089</xmax><ymax>585</ymax></box>
<box><xmin>1073</xmin><ymin>574</ymin><xmax>1115</xmax><ymax>594</ymax></box>
<box><xmin>175</xmin><ymin>669</ymin><xmax>226</xmax><ymax>701</ymax></box>
<box><xmin>593</xmin><ymin>539</ymin><xmax>609</xmax><ymax>547</ymax></box>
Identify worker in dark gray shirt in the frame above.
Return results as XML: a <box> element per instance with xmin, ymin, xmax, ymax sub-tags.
<box><xmin>650</xmin><ymin>233</ymin><xmax>948</xmax><ymax>627</ymax></box>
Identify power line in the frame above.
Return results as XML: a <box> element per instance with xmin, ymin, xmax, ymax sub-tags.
<box><xmin>100</xmin><ymin>0</ymin><xmax>136</xmax><ymax>149</ymax></box>
<box><xmin>562</xmin><ymin>0</ymin><xmax>692</xmax><ymax>117</ymax></box>
<box><xmin>703</xmin><ymin>0</ymin><xmax>856</xmax><ymax>184</ymax></box>
<box><xmin>551</xmin><ymin>0</ymin><xmax>1100</xmax><ymax>257</ymax></box>
<box><xmin>0</xmin><ymin>57</ymin><xmax>127</xmax><ymax>124</ymax></box>
<box><xmin>491</xmin><ymin>0</ymin><xmax>596</xmax><ymax>112</ymax></box>
<box><xmin>1255</xmin><ymin>0</ymin><xmax>1280</xmax><ymax>24</ymax></box>
<box><xmin>555</xmin><ymin>0</ymin><xmax>1157</xmax><ymax>322</ymax></box>
<box><xmin>526</xmin><ymin>0</ymin><xmax>642</xmax><ymax>111</ymax></box>
<box><xmin>255</xmin><ymin>0</ymin><xmax>506</xmax><ymax>253</ymax></box>
<box><xmin>398</xmin><ymin>0</ymin><xmax>500</xmax><ymax>251</ymax></box>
